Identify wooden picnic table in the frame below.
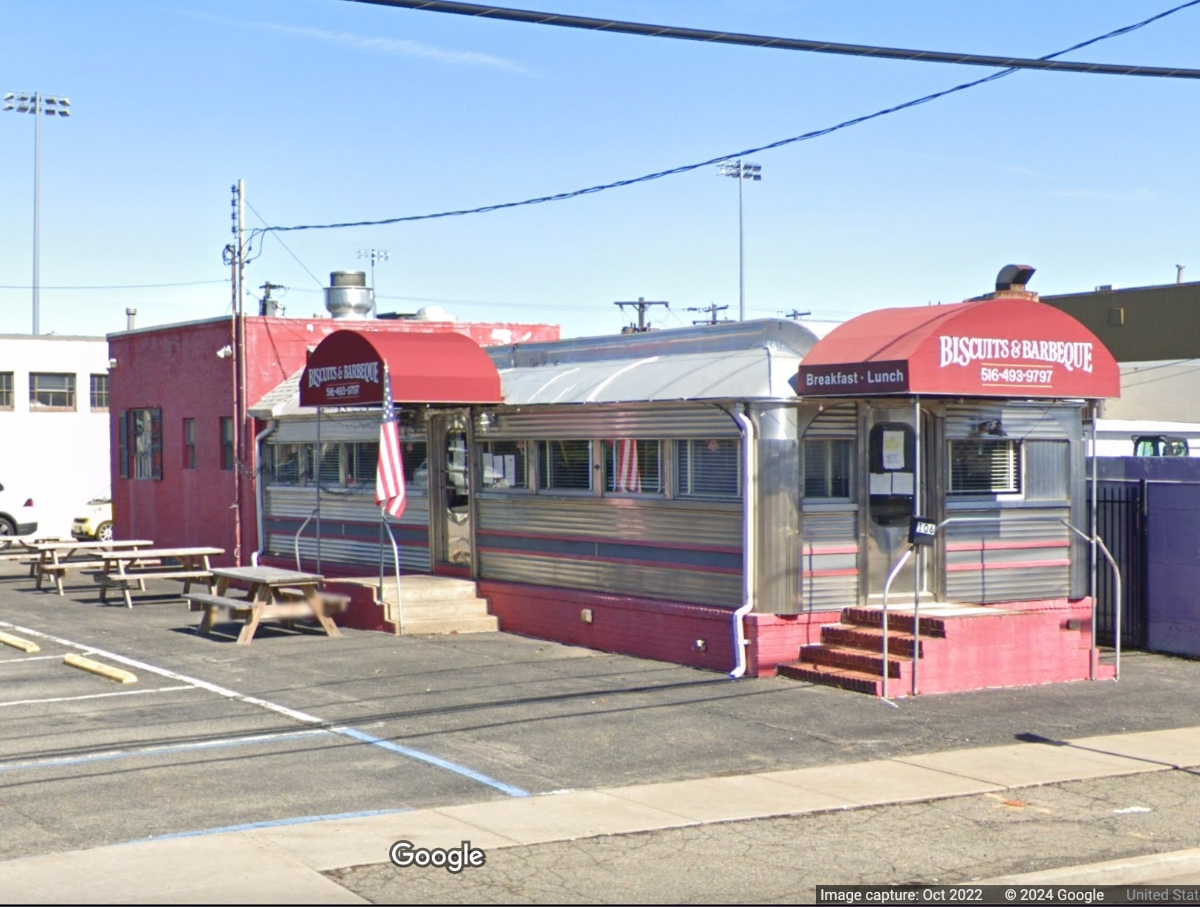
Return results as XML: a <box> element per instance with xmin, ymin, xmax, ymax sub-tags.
<box><xmin>188</xmin><ymin>565</ymin><xmax>343</xmax><ymax>645</ymax></box>
<box><xmin>32</xmin><ymin>539</ymin><xmax>156</xmax><ymax>594</ymax></box>
<box><xmin>91</xmin><ymin>546</ymin><xmax>222</xmax><ymax>608</ymax></box>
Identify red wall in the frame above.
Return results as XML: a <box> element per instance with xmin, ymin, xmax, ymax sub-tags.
<box><xmin>108</xmin><ymin>316</ymin><xmax>559</xmax><ymax>564</ymax></box>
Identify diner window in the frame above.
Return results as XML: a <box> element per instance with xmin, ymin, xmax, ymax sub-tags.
<box><xmin>220</xmin><ymin>417</ymin><xmax>234</xmax><ymax>471</ymax></box>
<box><xmin>480</xmin><ymin>440</ymin><xmax>528</xmax><ymax>490</ymax></box>
<box><xmin>0</xmin><ymin>372</ymin><xmax>13</xmax><ymax>410</ymax></box>
<box><xmin>268</xmin><ymin>443</ymin><xmax>303</xmax><ymax>485</ymax></box>
<box><xmin>401</xmin><ymin>441</ymin><xmax>428</xmax><ymax>488</ymax></box>
<box><xmin>90</xmin><ymin>374</ymin><xmax>110</xmax><ymax>411</ymax></box>
<box><xmin>132</xmin><ymin>408</ymin><xmax>162</xmax><ymax>481</ymax></box>
<box><xmin>948</xmin><ymin>439</ymin><xmax>1022</xmax><ymax>495</ymax></box>
<box><xmin>803</xmin><ymin>439</ymin><xmax>853</xmax><ymax>500</ymax></box>
<box><xmin>29</xmin><ymin>372</ymin><xmax>75</xmax><ymax>410</ymax></box>
<box><xmin>304</xmin><ymin>442</ymin><xmax>341</xmax><ymax>487</ymax></box>
<box><xmin>677</xmin><ymin>439</ymin><xmax>740</xmax><ymax>499</ymax></box>
<box><xmin>347</xmin><ymin>441</ymin><xmax>379</xmax><ymax>489</ymax></box>
<box><xmin>537</xmin><ymin>440</ymin><xmax>592</xmax><ymax>492</ymax></box>
<box><xmin>604</xmin><ymin>440</ymin><xmax>662</xmax><ymax>494</ymax></box>
<box><xmin>183</xmin><ymin>418</ymin><xmax>196</xmax><ymax>469</ymax></box>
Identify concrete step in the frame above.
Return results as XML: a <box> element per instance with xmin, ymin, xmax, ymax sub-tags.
<box><xmin>821</xmin><ymin>624</ymin><xmax>924</xmax><ymax>659</ymax></box>
<box><xmin>397</xmin><ymin>615</ymin><xmax>500</xmax><ymax>636</ymax></box>
<box><xmin>338</xmin><ymin>575</ymin><xmax>483</xmax><ymax>603</ymax></box>
<box><xmin>775</xmin><ymin>662</ymin><xmax>887</xmax><ymax>696</ymax></box>
<box><xmin>394</xmin><ymin>598</ymin><xmax>493</xmax><ymax>621</ymax></box>
<box><xmin>799</xmin><ymin>644</ymin><xmax>910</xmax><ymax>679</ymax></box>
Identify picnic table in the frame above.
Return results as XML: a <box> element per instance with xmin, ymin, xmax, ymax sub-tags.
<box><xmin>90</xmin><ymin>547</ymin><xmax>223</xmax><ymax>608</ymax></box>
<box><xmin>29</xmin><ymin>539</ymin><xmax>155</xmax><ymax>594</ymax></box>
<box><xmin>186</xmin><ymin>565</ymin><xmax>345</xmax><ymax>644</ymax></box>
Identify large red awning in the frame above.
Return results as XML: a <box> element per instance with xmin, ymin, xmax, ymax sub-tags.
<box><xmin>797</xmin><ymin>296</ymin><xmax>1120</xmax><ymax>399</ymax></box>
<box><xmin>299</xmin><ymin>329</ymin><xmax>502</xmax><ymax>407</ymax></box>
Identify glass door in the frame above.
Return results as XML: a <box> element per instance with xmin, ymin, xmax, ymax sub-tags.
<box><xmin>430</xmin><ymin>412</ymin><xmax>472</xmax><ymax>570</ymax></box>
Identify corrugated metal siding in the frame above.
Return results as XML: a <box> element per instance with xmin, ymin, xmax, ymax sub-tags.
<box><xmin>944</xmin><ymin>403</ymin><xmax>1073</xmax><ymax>441</ymax></box>
<box><xmin>477</xmin><ymin>497</ymin><xmax>742</xmax><ymax>607</ymax></box>
<box><xmin>802</xmin><ymin>403</ymin><xmax>857</xmax><ymax>438</ymax></box>
<box><xmin>943</xmin><ymin>505</ymin><xmax>1071</xmax><ymax>603</ymax></box>
<box><xmin>479</xmin><ymin>403</ymin><xmax>738</xmax><ymax>440</ymax></box>
<box><xmin>264</xmin><ymin>485</ymin><xmax>431</xmax><ymax>571</ymax></box>
<box><xmin>273</xmin><ymin>414</ymin><xmax>425</xmax><ymax>444</ymax></box>
<box><xmin>1025</xmin><ymin>440</ymin><xmax>1070</xmax><ymax>500</ymax></box>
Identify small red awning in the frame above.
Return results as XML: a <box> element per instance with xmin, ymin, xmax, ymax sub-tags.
<box><xmin>299</xmin><ymin>329</ymin><xmax>501</xmax><ymax>408</ymax></box>
<box><xmin>797</xmin><ymin>296</ymin><xmax>1120</xmax><ymax>399</ymax></box>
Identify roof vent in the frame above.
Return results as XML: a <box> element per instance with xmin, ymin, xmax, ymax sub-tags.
<box><xmin>996</xmin><ymin>264</ymin><xmax>1035</xmax><ymax>292</ymax></box>
<box><xmin>324</xmin><ymin>271</ymin><xmax>374</xmax><ymax>319</ymax></box>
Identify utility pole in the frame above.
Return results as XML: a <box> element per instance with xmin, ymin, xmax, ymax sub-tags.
<box><xmin>614</xmin><ymin>297</ymin><xmax>669</xmax><ymax>333</ymax></box>
<box><xmin>230</xmin><ymin>180</ymin><xmax>247</xmax><ymax>565</ymax></box>
<box><xmin>686</xmin><ymin>303</ymin><xmax>729</xmax><ymax>325</ymax></box>
<box><xmin>259</xmin><ymin>281</ymin><xmax>285</xmax><ymax>316</ymax></box>
<box><xmin>783</xmin><ymin>309</ymin><xmax>811</xmax><ymax>320</ymax></box>
<box><xmin>1177</xmin><ymin>264</ymin><xmax>1186</xmax><ymax>284</ymax></box>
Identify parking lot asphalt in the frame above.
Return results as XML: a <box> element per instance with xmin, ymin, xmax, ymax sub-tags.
<box><xmin>3</xmin><ymin>560</ymin><xmax>1200</xmax><ymax>867</ymax></box>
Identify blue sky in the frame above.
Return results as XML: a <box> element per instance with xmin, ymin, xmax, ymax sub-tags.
<box><xmin>1</xmin><ymin>0</ymin><xmax>1198</xmax><ymax>339</ymax></box>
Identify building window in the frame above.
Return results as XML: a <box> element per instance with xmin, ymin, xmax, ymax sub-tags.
<box><xmin>347</xmin><ymin>441</ymin><xmax>379</xmax><ymax>488</ymax></box>
<box><xmin>402</xmin><ymin>440</ymin><xmax>428</xmax><ymax>488</ymax></box>
<box><xmin>267</xmin><ymin>443</ymin><xmax>303</xmax><ymax>485</ymax></box>
<box><xmin>803</xmin><ymin>439</ymin><xmax>853</xmax><ymax>499</ymax></box>
<box><xmin>183</xmin><ymin>418</ymin><xmax>196</xmax><ymax>469</ymax></box>
<box><xmin>0</xmin><ymin>372</ymin><xmax>12</xmax><ymax>410</ymax></box>
<box><xmin>948</xmin><ymin>439</ymin><xmax>1022</xmax><ymax>495</ymax></box>
<box><xmin>537</xmin><ymin>440</ymin><xmax>592</xmax><ymax>492</ymax></box>
<box><xmin>90</xmin><ymin>374</ymin><xmax>110</xmax><ymax>411</ymax></box>
<box><xmin>480</xmin><ymin>440</ymin><xmax>528</xmax><ymax>490</ymax></box>
<box><xmin>29</xmin><ymin>372</ymin><xmax>75</xmax><ymax>410</ymax></box>
<box><xmin>604</xmin><ymin>440</ymin><xmax>662</xmax><ymax>494</ymax></box>
<box><xmin>304</xmin><ymin>442</ymin><xmax>341</xmax><ymax>486</ymax></box>
<box><xmin>118</xmin><ymin>411</ymin><xmax>130</xmax><ymax>478</ymax></box>
<box><xmin>220</xmin><ymin>417</ymin><xmax>235</xmax><ymax>471</ymax></box>
<box><xmin>677</xmin><ymin>439</ymin><xmax>740</xmax><ymax>499</ymax></box>
<box><xmin>131</xmin><ymin>408</ymin><xmax>163</xmax><ymax>480</ymax></box>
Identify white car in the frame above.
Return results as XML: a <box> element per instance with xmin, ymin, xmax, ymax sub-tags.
<box><xmin>0</xmin><ymin>481</ymin><xmax>38</xmax><ymax>539</ymax></box>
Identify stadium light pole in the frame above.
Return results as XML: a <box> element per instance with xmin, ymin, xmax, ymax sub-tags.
<box><xmin>717</xmin><ymin>159</ymin><xmax>761</xmax><ymax>322</ymax></box>
<box><xmin>3</xmin><ymin>91</ymin><xmax>71</xmax><ymax>335</ymax></box>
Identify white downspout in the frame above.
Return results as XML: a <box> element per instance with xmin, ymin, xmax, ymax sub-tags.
<box><xmin>730</xmin><ymin>405</ymin><xmax>756</xmax><ymax>678</ymax></box>
<box><xmin>251</xmin><ymin>419</ymin><xmax>275</xmax><ymax>566</ymax></box>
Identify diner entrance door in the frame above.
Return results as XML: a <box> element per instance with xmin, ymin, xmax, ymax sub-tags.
<box><xmin>429</xmin><ymin>412</ymin><xmax>473</xmax><ymax>571</ymax></box>
<box><xmin>865</xmin><ymin>405</ymin><xmax>936</xmax><ymax>602</ymax></box>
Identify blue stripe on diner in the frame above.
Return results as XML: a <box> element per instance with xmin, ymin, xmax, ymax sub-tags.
<box><xmin>266</xmin><ymin>518</ymin><xmax>428</xmax><ymax>546</ymax></box>
<box><xmin>477</xmin><ymin>531</ymin><xmax>742</xmax><ymax>571</ymax></box>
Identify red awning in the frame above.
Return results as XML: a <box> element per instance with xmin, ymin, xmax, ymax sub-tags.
<box><xmin>797</xmin><ymin>296</ymin><xmax>1120</xmax><ymax>399</ymax></box>
<box><xmin>299</xmin><ymin>330</ymin><xmax>501</xmax><ymax>407</ymax></box>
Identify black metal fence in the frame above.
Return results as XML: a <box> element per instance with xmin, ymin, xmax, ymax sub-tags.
<box><xmin>1089</xmin><ymin>480</ymin><xmax>1147</xmax><ymax>649</ymax></box>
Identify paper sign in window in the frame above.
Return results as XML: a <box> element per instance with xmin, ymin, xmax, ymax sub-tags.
<box><xmin>882</xmin><ymin>431</ymin><xmax>905</xmax><ymax>470</ymax></box>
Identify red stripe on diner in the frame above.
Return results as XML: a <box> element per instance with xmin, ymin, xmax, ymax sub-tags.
<box><xmin>946</xmin><ymin>558</ymin><xmax>1071</xmax><ymax>573</ymax></box>
<box><xmin>801</xmin><ymin>568</ymin><xmax>859</xmax><ymax>578</ymax></box>
<box><xmin>476</xmin><ymin>529</ymin><xmax>740</xmax><ymax>556</ymax></box>
<box><xmin>944</xmin><ymin>539</ymin><xmax>1070</xmax><ymax>553</ymax></box>
<box><xmin>478</xmin><ymin>546</ymin><xmax>742</xmax><ymax>576</ymax></box>
<box><xmin>800</xmin><ymin>544</ymin><xmax>859</xmax><ymax>556</ymax></box>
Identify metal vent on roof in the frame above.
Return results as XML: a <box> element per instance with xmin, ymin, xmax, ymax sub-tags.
<box><xmin>324</xmin><ymin>270</ymin><xmax>374</xmax><ymax>319</ymax></box>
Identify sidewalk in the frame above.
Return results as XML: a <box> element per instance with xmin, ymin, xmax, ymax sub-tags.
<box><xmin>3</xmin><ymin>724</ymin><xmax>1199</xmax><ymax>903</ymax></box>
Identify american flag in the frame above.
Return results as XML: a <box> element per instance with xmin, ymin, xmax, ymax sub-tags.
<box><xmin>615</xmin><ymin>439</ymin><xmax>641</xmax><ymax>493</ymax></box>
<box><xmin>375</xmin><ymin>374</ymin><xmax>407</xmax><ymax>518</ymax></box>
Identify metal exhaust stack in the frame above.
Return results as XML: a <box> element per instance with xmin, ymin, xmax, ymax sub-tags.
<box><xmin>324</xmin><ymin>271</ymin><xmax>375</xmax><ymax>320</ymax></box>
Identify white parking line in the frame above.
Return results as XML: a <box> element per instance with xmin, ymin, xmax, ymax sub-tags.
<box><xmin>0</xmin><ymin>619</ymin><xmax>530</xmax><ymax>796</ymax></box>
<box><xmin>0</xmin><ymin>685</ymin><xmax>197</xmax><ymax>709</ymax></box>
<box><xmin>0</xmin><ymin>654</ymin><xmax>63</xmax><ymax>664</ymax></box>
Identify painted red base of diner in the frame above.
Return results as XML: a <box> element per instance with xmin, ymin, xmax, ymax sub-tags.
<box><xmin>478</xmin><ymin>581</ymin><xmax>743</xmax><ymax>673</ymax></box>
<box><xmin>745</xmin><ymin>612</ymin><xmax>845</xmax><ymax>677</ymax></box>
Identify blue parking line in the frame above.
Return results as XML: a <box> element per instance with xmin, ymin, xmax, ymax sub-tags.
<box><xmin>334</xmin><ymin>726</ymin><xmax>531</xmax><ymax>798</ymax></box>
<box><xmin>125</xmin><ymin>808</ymin><xmax>414</xmax><ymax>843</ymax></box>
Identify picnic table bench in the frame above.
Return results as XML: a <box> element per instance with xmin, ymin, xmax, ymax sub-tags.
<box><xmin>90</xmin><ymin>547</ymin><xmax>223</xmax><ymax>608</ymax></box>
<box><xmin>185</xmin><ymin>566</ymin><xmax>344</xmax><ymax>644</ymax></box>
<box><xmin>28</xmin><ymin>539</ymin><xmax>155</xmax><ymax>594</ymax></box>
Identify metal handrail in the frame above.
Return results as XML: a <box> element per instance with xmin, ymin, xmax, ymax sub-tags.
<box><xmin>293</xmin><ymin>506</ymin><xmax>319</xmax><ymax>572</ymax></box>
<box><xmin>880</xmin><ymin>515</ymin><xmax>1122</xmax><ymax>699</ymax></box>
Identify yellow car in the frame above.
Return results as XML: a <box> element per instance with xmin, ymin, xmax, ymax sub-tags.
<box><xmin>72</xmin><ymin>493</ymin><xmax>114</xmax><ymax>542</ymax></box>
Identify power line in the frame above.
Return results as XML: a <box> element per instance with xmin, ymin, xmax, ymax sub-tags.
<box><xmin>0</xmin><ymin>280</ymin><xmax>227</xmax><ymax>290</ymax></box>
<box><xmin>346</xmin><ymin>0</ymin><xmax>1200</xmax><ymax>79</ymax></box>
<box><xmin>245</xmin><ymin>199</ymin><xmax>325</xmax><ymax>287</ymax></box>
<box><xmin>262</xmin><ymin>1</ymin><xmax>1197</xmax><ymax>236</ymax></box>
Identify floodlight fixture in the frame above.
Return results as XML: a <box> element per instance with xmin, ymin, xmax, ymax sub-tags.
<box><xmin>716</xmin><ymin>159</ymin><xmax>763</xmax><ymax>321</ymax></box>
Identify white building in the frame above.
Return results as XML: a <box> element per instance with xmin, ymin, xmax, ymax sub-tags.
<box><xmin>0</xmin><ymin>335</ymin><xmax>112</xmax><ymax>537</ymax></box>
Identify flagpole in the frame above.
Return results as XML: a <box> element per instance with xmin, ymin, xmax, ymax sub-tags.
<box><xmin>381</xmin><ymin>504</ymin><xmax>404</xmax><ymax>635</ymax></box>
